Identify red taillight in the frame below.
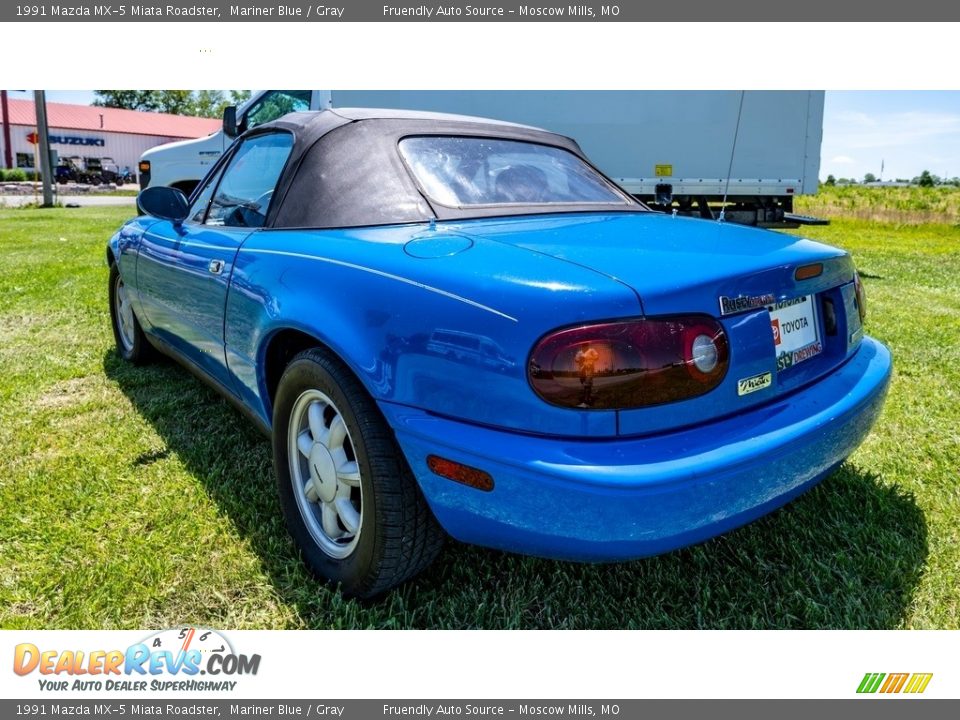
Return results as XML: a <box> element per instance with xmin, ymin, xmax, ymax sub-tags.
<box><xmin>528</xmin><ymin>316</ymin><xmax>729</xmax><ymax>410</ymax></box>
<box><xmin>853</xmin><ymin>271</ymin><xmax>867</xmax><ymax>322</ymax></box>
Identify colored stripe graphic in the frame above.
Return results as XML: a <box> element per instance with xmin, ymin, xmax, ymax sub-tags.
<box><xmin>880</xmin><ymin>673</ymin><xmax>909</xmax><ymax>693</ymax></box>
<box><xmin>903</xmin><ymin>673</ymin><xmax>933</xmax><ymax>694</ymax></box>
<box><xmin>857</xmin><ymin>672</ymin><xmax>932</xmax><ymax>694</ymax></box>
<box><xmin>857</xmin><ymin>673</ymin><xmax>885</xmax><ymax>693</ymax></box>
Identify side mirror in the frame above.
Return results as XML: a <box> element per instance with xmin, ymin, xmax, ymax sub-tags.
<box><xmin>138</xmin><ymin>186</ymin><xmax>189</xmax><ymax>223</ymax></box>
<box><xmin>223</xmin><ymin>105</ymin><xmax>238</xmax><ymax>138</ymax></box>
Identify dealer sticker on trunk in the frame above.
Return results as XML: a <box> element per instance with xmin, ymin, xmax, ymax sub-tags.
<box><xmin>738</xmin><ymin>371</ymin><xmax>773</xmax><ymax>396</ymax></box>
<box><xmin>768</xmin><ymin>295</ymin><xmax>822</xmax><ymax>371</ymax></box>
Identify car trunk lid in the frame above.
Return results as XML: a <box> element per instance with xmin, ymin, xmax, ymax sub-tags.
<box><xmin>453</xmin><ymin>212</ymin><xmax>863</xmax><ymax>435</ymax></box>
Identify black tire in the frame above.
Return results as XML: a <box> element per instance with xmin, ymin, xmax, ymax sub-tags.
<box><xmin>108</xmin><ymin>262</ymin><xmax>155</xmax><ymax>364</ymax></box>
<box><xmin>273</xmin><ymin>348</ymin><xmax>444</xmax><ymax>598</ymax></box>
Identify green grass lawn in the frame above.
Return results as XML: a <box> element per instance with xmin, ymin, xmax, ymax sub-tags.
<box><xmin>1</xmin><ymin>202</ymin><xmax>957</xmax><ymax>629</ymax></box>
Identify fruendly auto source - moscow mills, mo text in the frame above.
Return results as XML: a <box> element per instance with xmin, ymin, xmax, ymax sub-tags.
<box><xmin>382</xmin><ymin>4</ymin><xmax>619</xmax><ymax>17</ymax></box>
<box><xmin>15</xmin><ymin>3</ymin><xmax>618</xmax><ymax>18</ymax></box>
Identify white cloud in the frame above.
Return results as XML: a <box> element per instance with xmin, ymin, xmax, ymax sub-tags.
<box><xmin>821</xmin><ymin>100</ymin><xmax>960</xmax><ymax>179</ymax></box>
<box><xmin>826</xmin><ymin>110</ymin><xmax>960</xmax><ymax>152</ymax></box>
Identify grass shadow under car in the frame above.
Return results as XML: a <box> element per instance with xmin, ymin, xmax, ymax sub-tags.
<box><xmin>104</xmin><ymin>349</ymin><xmax>927</xmax><ymax>630</ymax></box>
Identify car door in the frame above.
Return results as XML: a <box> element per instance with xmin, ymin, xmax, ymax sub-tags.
<box><xmin>136</xmin><ymin>132</ymin><xmax>294</xmax><ymax>391</ymax></box>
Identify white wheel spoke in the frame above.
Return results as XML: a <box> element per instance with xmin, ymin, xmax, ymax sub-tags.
<box><xmin>289</xmin><ymin>388</ymin><xmax>363</xmax><ymax>559</ymax></box>
<box><xmin>335</xmin><ymin>498</ymin><xmax>360</xmax><ymax>534</ymax></box>
<box><xmin>336</xmin><ymin>460</ymin><xmax>361</xmax><ymax>487</ymax></box>
<box><xmin>321</xmin><ymin>502</ymin><xmax>342</xmax><ymax>537</ymax></box>
<box><xmin>297</xmin><ymin>430</ymin><xmax>313</xmax><ymax>458</ymax></box>
<box><xmin>308</xmin><ymin>401</ymin><xmax>327</xmax><ymax>442</ymax></box>
<box><xmin>327</xmin><ymin>414</ymin><xmax>347</xmax><ymax>450</ymax></box>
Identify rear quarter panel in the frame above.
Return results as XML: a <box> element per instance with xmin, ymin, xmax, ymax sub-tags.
<box><xmin>224</xmin><ymin>224</ymin><xmax>641</xmax><ymax>436</ymax></box>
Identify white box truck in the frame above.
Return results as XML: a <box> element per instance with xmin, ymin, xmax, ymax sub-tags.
<box><xmin>138</xmin><ymin>90</ymin><xmax>825</xmax><ymax>227</ymax></box>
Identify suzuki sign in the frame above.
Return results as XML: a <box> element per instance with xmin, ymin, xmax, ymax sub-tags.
<box><xmin>26</xmin><ymin>131</ymin><xmax>105</xmax><ymax>147</ymax></box>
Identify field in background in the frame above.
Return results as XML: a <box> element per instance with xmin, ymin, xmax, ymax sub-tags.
<box><xmin>0</xmin><ymin>193</ymin><xmax>957</xmax><ymax>630</ymax></box>
<box><xmin>798</xmin><ymin>184</ymin><xmax>960</xmax><ymax>224</ymax></box>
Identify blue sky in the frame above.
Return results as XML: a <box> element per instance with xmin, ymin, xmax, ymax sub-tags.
<box><xmin>9</xmin><ymin>90</ymin><xmax>960</xmax><ymax>181</ymax></box>
<box><xmin>822</xmin><ymin>91</ymin><xmax>960</xmax><ymax>181</ymax></box>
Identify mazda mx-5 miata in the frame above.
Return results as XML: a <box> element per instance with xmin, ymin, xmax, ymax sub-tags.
<box><xmin>110</xmin><ymin>108</ymin><xmax>891</xmax><ymax>598</ymax></box>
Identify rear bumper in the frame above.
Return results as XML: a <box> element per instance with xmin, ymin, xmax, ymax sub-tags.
<box><xmin>381</xmin><ymin>336</ymin><xmax>892</xmax><ymax>561</ymax></box>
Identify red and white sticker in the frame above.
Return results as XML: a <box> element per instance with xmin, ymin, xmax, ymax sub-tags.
<box><xmin>768</xmin><ymin>295</ymin><xmax>822</xmax><ymax>371</ymax></box>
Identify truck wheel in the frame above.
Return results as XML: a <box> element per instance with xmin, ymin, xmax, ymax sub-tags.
<box><xmin>109</xmin><ymin>262</ymin><xmax>155</xmax><ymax>364</ymax></box>
<box><xmin>273</xmin><ymin>348</ymin><xmax>444</xmax><ymax>599</ymax></box>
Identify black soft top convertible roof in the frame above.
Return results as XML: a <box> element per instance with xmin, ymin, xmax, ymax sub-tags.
<box><xmin>248</xmin><ymin>108</ymin><xmax>642</xmax><ymax>229</ymax></box>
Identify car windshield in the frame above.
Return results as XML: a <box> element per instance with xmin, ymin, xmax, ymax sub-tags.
<box><xmin>399</xmin><ymin>136</ymin><xmax>633</xmax><ymax>208</ymax></box>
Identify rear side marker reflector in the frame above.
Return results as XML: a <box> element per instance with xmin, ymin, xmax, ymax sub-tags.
<box><xmin>427</xmin><ymin>455</ymin><xmax>494</xmax><ymax>492</ymax></box>
<box><xmin>795</xmin><ymin>263</ymin><xmax>823</xmax><ymax>280</ymax></box>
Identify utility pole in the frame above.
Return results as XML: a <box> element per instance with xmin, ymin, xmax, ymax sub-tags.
<box><xmin>33</xmin><ymin>90</ymin><xmax>54</xmax><ymax>207</ymax></box>
<box><xmin>0</xmin><ymin>90</ymin><xmax>12</xmax><ymax>170</ymax></box>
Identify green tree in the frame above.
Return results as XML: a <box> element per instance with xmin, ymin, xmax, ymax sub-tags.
<box><xmin>246</xmin><ymin>93</ymin><xmax>305</xmax><ymax>127</ymax></box>
<box><xmin>92</xmin><ymin>90</ymin><xmax>252</xmax><ymax>118</ymax></box>
<box><xmin>93</xmin><ymin>90</ymin><xmax>162</xmax><ymax>112</ymax></box>
<box><xmin>192</xmin><ymin>90</ymin><xmax>227</xmax><ymax>118</ymax></box>
<box><xmin>825</xmin><ymin>174</ymin><xmax>836</xmax><ymax>186</ymax></box>
<box><xmin>229</xmin><ymin>90</ymin><xmax>252</xmax><ymax>106</ymax></box>
<box><xmin>863</xmin><ymin>172</ymin><xmax>877</xmax><ymax>183</ymax></box>
<box><xmin>183</xmin><ymin>90</ymin><xmax>252</xmax><ymax>119</ymax></box>
<box><xmin>918</xmin><ymin>170</ymin><xmax>936</xmax><ymax>188</ymax></box>
<box><xmin>143</xmin><ymin>91</ymin><xmax>191</xmax><ymax>115</ymax></box>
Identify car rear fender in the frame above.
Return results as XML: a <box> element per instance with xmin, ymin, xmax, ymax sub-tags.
<box><xmin>224</xmin><ymin>226</ymin><xmax>641</xmax><ymax>437</ymax></box>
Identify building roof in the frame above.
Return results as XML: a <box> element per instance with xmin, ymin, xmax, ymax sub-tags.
<box><xmin>5</xmin><ymin>98</ymin><xmax>220</xmax><ymax>139</ymax></box>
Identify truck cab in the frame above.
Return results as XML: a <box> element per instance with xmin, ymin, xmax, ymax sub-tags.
<box><xmin>138</xmin><ymin>90</ymin><xmax>326</xmax><ymax>194</ymax></box>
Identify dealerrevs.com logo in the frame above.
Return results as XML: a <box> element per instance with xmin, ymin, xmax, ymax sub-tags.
<box><xmin>13</xmin><ymin>627</ymin><xmax>260</xmax><ymax>692</ymax></box>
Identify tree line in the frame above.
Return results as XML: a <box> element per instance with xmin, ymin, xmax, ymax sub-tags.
<box><xmin>825</xmin><ymin>170</ymin><xmax>960</xmax><ymax>187</ymax></box>
<box><xmin>92</xmin><ymin>90</ymin><xmax>252</xmax><ymax>119</ymax></box>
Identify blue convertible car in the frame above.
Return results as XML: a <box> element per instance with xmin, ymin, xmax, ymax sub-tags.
<box><xmin>110</xmin><ymin>108</ymin><xmax>891</xmax><ymax>597</ymax></box>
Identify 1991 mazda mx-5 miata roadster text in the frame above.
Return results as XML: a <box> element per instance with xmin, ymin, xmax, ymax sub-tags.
<box><xmin>109</xmin><ymin>108</ymin><xmax>891</xmax><ymax>597</ymax></box>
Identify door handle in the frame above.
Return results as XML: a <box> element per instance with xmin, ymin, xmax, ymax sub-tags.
<box><xmin>208</xmin><ymin>259</ymin><xmax>225</xmax><ymax>275</ymax></box>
